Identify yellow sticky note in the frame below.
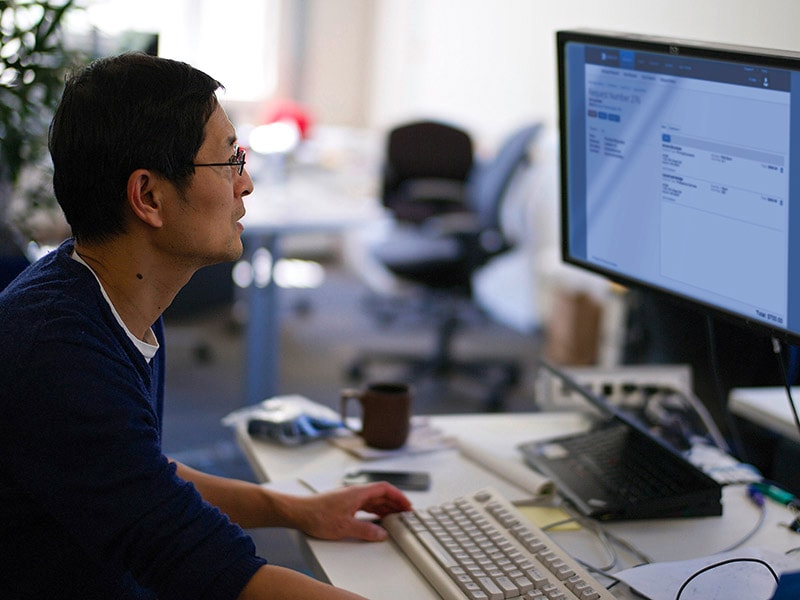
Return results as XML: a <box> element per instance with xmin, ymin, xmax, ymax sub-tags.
<box><xmin>515</xmin><ymin>505</ymin><xmax>581</xmax><ymax>532</ymax></box>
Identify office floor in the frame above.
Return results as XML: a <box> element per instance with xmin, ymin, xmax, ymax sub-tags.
<box><xmin>160</xmin><ymin>258</ymin><xmax>544</xmax><ymax>573</ymax></box>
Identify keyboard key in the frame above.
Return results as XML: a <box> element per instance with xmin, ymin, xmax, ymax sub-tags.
<box><xmin>416</xmin><ymin>531</ymin><xmax>458</xmax><ymax>569</ymax></box>
<box><xmin>494</xmin><ymin>574</ymin><xmax>520</xmax><ymax>597</ymax></box>
<box><xmin>477</xmin><ymin>576</ymin><xmax>504</xmax><ymax>599</ymax></box>
<box><xmin>383</xmin><ymin>487</ymin><xmax>616</xmax><ymax>600</ymax></box>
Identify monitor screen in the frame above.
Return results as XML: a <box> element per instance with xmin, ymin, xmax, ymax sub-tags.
<box><xmin>558</xmin><ymin>29</ymin><xmax>800</xmax><ymax>346</ymax></box>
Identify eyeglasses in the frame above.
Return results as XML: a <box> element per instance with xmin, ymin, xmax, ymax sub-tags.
<box><xmin>193</xmin><ymin>146</ymin><xmax>247</xmax><ymax>176</ymax></box>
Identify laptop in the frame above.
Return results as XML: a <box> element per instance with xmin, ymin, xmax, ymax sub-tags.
<box><xmin>518</xmin><ymin>360</ymin><xmax>722</xmax><ymax>521</ymax></box>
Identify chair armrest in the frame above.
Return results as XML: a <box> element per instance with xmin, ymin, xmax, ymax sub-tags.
<box><xmin>421</xmin><ymin>212</ymin><xmax>481</xmax><ymax>236</ymax></box>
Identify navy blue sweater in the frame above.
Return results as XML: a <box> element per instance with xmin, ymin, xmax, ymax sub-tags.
<box><xmin>0</xmin><ymin>240</ymin><xmax>266</xmax><ymax>598</ymax></box>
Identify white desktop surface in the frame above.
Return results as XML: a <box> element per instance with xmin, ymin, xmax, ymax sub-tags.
<box><xmin>729</xmin><ymin>386</ymin><xmax>800</xmax><ymax>442</ymax></box>
<box><xmin>237</xmin><ymin>411</ymin><xmax>800</xmax><ymax>599</ymax></box>
<box><xmin>236</xmin><ymin>411</ymin><xmax>590</xmax><ymax>484</ymax></box>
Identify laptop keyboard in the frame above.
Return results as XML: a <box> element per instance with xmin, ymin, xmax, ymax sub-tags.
<box><xmin>383</xmin><ymin>486</ymin><xmax>615</xmax><ymax>599</ymax></box>
<box><xmin>520</xmin><ymin>420</ymin><xmax>722</xmax><ymax>520</ymax></box>
<box><xmin>564</xmin><ymin>422</ymin><xmax>689</xmax><ymax>502</ymax></box>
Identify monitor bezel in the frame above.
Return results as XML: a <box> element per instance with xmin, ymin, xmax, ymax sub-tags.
<box><xmin>557</xmin><ymin>28</ymin><xmax>800</xmax><ymax>348</ymax></box>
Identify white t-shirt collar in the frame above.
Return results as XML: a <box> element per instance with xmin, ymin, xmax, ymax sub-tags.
<box><xmin>71</xmin><ymin>250</ymin><xmax>159</xmax><ymax>362</ymax></box>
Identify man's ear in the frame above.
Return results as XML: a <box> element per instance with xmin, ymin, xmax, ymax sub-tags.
<box><xmin>127</xmin><ymin>169</ymin><xmax>165</xmax><ymax>228</ymax></box>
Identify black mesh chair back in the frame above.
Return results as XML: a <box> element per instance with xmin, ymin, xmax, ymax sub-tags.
<box><xmin>349</xmin><ymin>122</ymin><xmax>543</xmax><ymax>411</ymax></box>
<box><xmin>381</xmin><ymin>120</ymin><xmax>474</xmax><ymax>223</ymax></box>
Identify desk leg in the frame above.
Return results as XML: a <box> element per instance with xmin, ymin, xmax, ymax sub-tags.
<box><xmin>243</xmin><ymin>233</ymin><xmax>281</xmax><ymax>404</ymax></box>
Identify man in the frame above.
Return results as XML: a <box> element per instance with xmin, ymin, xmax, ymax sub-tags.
<box><xmin>0</xmin><ymin>53</ymin><xmax>412</xmax><ymax>599</ymax></box>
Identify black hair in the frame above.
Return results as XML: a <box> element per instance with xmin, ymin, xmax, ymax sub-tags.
<box><xmin>48</xmin><ymin>52</ymin><xmax>223</xmax><ymax>244</ymax></box>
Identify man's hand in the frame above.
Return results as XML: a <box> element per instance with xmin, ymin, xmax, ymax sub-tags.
<box><xmin>291</xmin><ymin>482</ymin><xmax>413</xmax><ymax>542</ymax></box>
<box><xmin>173</xmin><ymin>460</ymin><xmax>413</xmax><ymax>539</ymax></box>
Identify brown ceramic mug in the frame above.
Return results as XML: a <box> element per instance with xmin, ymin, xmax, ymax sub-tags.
<box><xmin>340</xmin><ymin>382</ymin><xmax>412</xmax><ymax>449</ymax></box>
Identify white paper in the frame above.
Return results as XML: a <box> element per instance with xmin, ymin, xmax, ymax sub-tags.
<box><xmin>327</xmin><ymin>417</ymin><xmax>457</xmax><ymax>459</ymax></box>
<box><xmin>615</xmin><ymin>547</ymin><xmax>795</xmax><ymax>600</ymax></box>
<box><xmin>458</xmin><ymin>439</ymin><xmax>555</xmax><ymax>497</ymax></box>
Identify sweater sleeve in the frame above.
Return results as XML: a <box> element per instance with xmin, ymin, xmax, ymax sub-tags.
<box><xmin>0</xmin><ymin>283</ymin><xmax>266</xmax><ymax>598</ymax></box>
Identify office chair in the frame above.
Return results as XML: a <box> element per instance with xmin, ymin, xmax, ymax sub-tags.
<box><xmin>380</xmin><ymin>120</ymin><xmax>474</xmax><ymax>223</ymax></box>
<box><xmin>348</xmin><ymin>122</ymin><xmax>543</xmax><ymax>411</ymax></box>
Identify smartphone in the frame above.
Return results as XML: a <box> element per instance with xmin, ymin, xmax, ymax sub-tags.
<box><xmin>342</xmin><ymin>469</ymin><xmax>431</xmax><ymax>491</ymax></box>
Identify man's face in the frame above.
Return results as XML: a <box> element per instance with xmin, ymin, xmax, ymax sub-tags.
<box><xmin>159</xmin><ymin>104</ymin><xmax>253</xmax><ymax>269</ymax></box>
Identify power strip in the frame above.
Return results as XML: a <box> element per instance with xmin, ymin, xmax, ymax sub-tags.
<box><xmin>535</xmin><ymin>364</ymin><xmax>694</xmax><ymax>411</ymax></box>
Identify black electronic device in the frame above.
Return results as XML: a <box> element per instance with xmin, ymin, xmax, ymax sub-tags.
<box><xmin>342</xmin><ymin>469</ymin><xmax>431</xmax><ymax>491</ymax></box>
<box><xmin>558</xmin><ymin>28</ymin><xmax>800</xmax><ymax>347</ymax></box>
<box><xmin>520</xmin><ymin>360</ymin><xmax>722</xmax><ymax>521</ymax></box>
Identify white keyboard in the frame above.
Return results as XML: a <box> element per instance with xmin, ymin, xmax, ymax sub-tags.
<box><xmin>383</xmin><ymin>487</ymin><xmax>615</xmax><ymax>600</ymax></box>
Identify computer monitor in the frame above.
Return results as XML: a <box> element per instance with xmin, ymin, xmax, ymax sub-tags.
<box><xmin>558</xmin><ymin>29</ymin><xmax>800</xmax><ymax>347</ymax></box>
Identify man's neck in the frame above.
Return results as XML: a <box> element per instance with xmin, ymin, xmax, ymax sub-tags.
<box><xmin>74</xmin><ymin>238</ymin><xmax>192</xmax><ymax>342</ymax></box>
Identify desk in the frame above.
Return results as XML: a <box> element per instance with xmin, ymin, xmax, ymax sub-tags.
<box><xmin>239</xmin><ymin>178</ymin><xmax>386</xmax><ymax>404</ymax></box>
<box><xmin>729</xmin><ymin>386</ymin><xmax>800</xmax><ymax>442</ymax></box>
<box><xmin>237</xmin><ymin>411</ymin><xmax>800</xmax><ymax>599</ymax></box>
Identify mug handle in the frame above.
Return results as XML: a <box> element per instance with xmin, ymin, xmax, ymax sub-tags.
<box><xmin>340</xmin><ymin>388</ymin><xmax>363</xmax><ymax>434</ymax></box>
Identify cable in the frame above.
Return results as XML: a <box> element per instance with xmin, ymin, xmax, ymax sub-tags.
<box><xmin>540</xmin><ymin>513</ymin><xmax>620</xmax><ymax>574</ymax></box>
<box><xmin>717</xmin><ymin>487</ymin><xmax>767</xmax><ymax>553</ymax></box>
<box><xmin>675</xmin><ymin>557</ymin><xmax>779</xmax><ymax>600</ymax></box>
<box><xmin>600</xmin><ymin>529</ymin><xmax>654</xmax><ymax>566</ymax></box>
<box><xmin>705</xmin><ymin>315</ymin><xmax>747</xmax><ymax>460</ymax></box>
<box><xmin>771</xmin><ymin>337</ymin><xmax>800</xmax><ymax>441</ymax></box>
<box><xmin>788</xmin><ymin>345</ymin><xmax>800</xmax><ymax>384</ymax></box>
<box><xmin>639</xmin><ymin>384</ymin><xmax>730</xmax><ymax>452</ymax></box>
<box><xmin>668</xmin><ymin>387</ymin><xmax>730</xmax><ymax>452</ymax></box>
<box><xmin>541</xmin><ymin>508</ymin><xmax>653</xmax><ymax>577</ymax></box>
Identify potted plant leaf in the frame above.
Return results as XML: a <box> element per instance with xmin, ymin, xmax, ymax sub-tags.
<box><xmin>0</xmin><ymin>0</ymin><xmax>80</xmax><ymax>285</ymax></box>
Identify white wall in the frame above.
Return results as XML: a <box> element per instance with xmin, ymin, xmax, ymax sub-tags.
<box><xmin>78</xmin><ymin>0</ymin><xmax>800</xmax><ymax>145</ymax></box>
<box><xmin>72</xmin><ymin>0</ymin><xmax>282</xmax><ymax>103</ymax></box>
<box><xmin>299</xmin><ymin>0</ymin><xmax>375</xmax><ymax>125</ymax></box>
<box><xmin>365</xmin><ymin>0</ymin><xmax>800</xmax><ymax>145</ymax></box>
<box><xmin>70</xmin><ymin>0</ymin><xmax>800</xmax><ymax>339</ymax></box>
<box><xmin>348</xmin><ymin>0</ymin><xmax>800</xmax><ymax>341</ymax></box>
